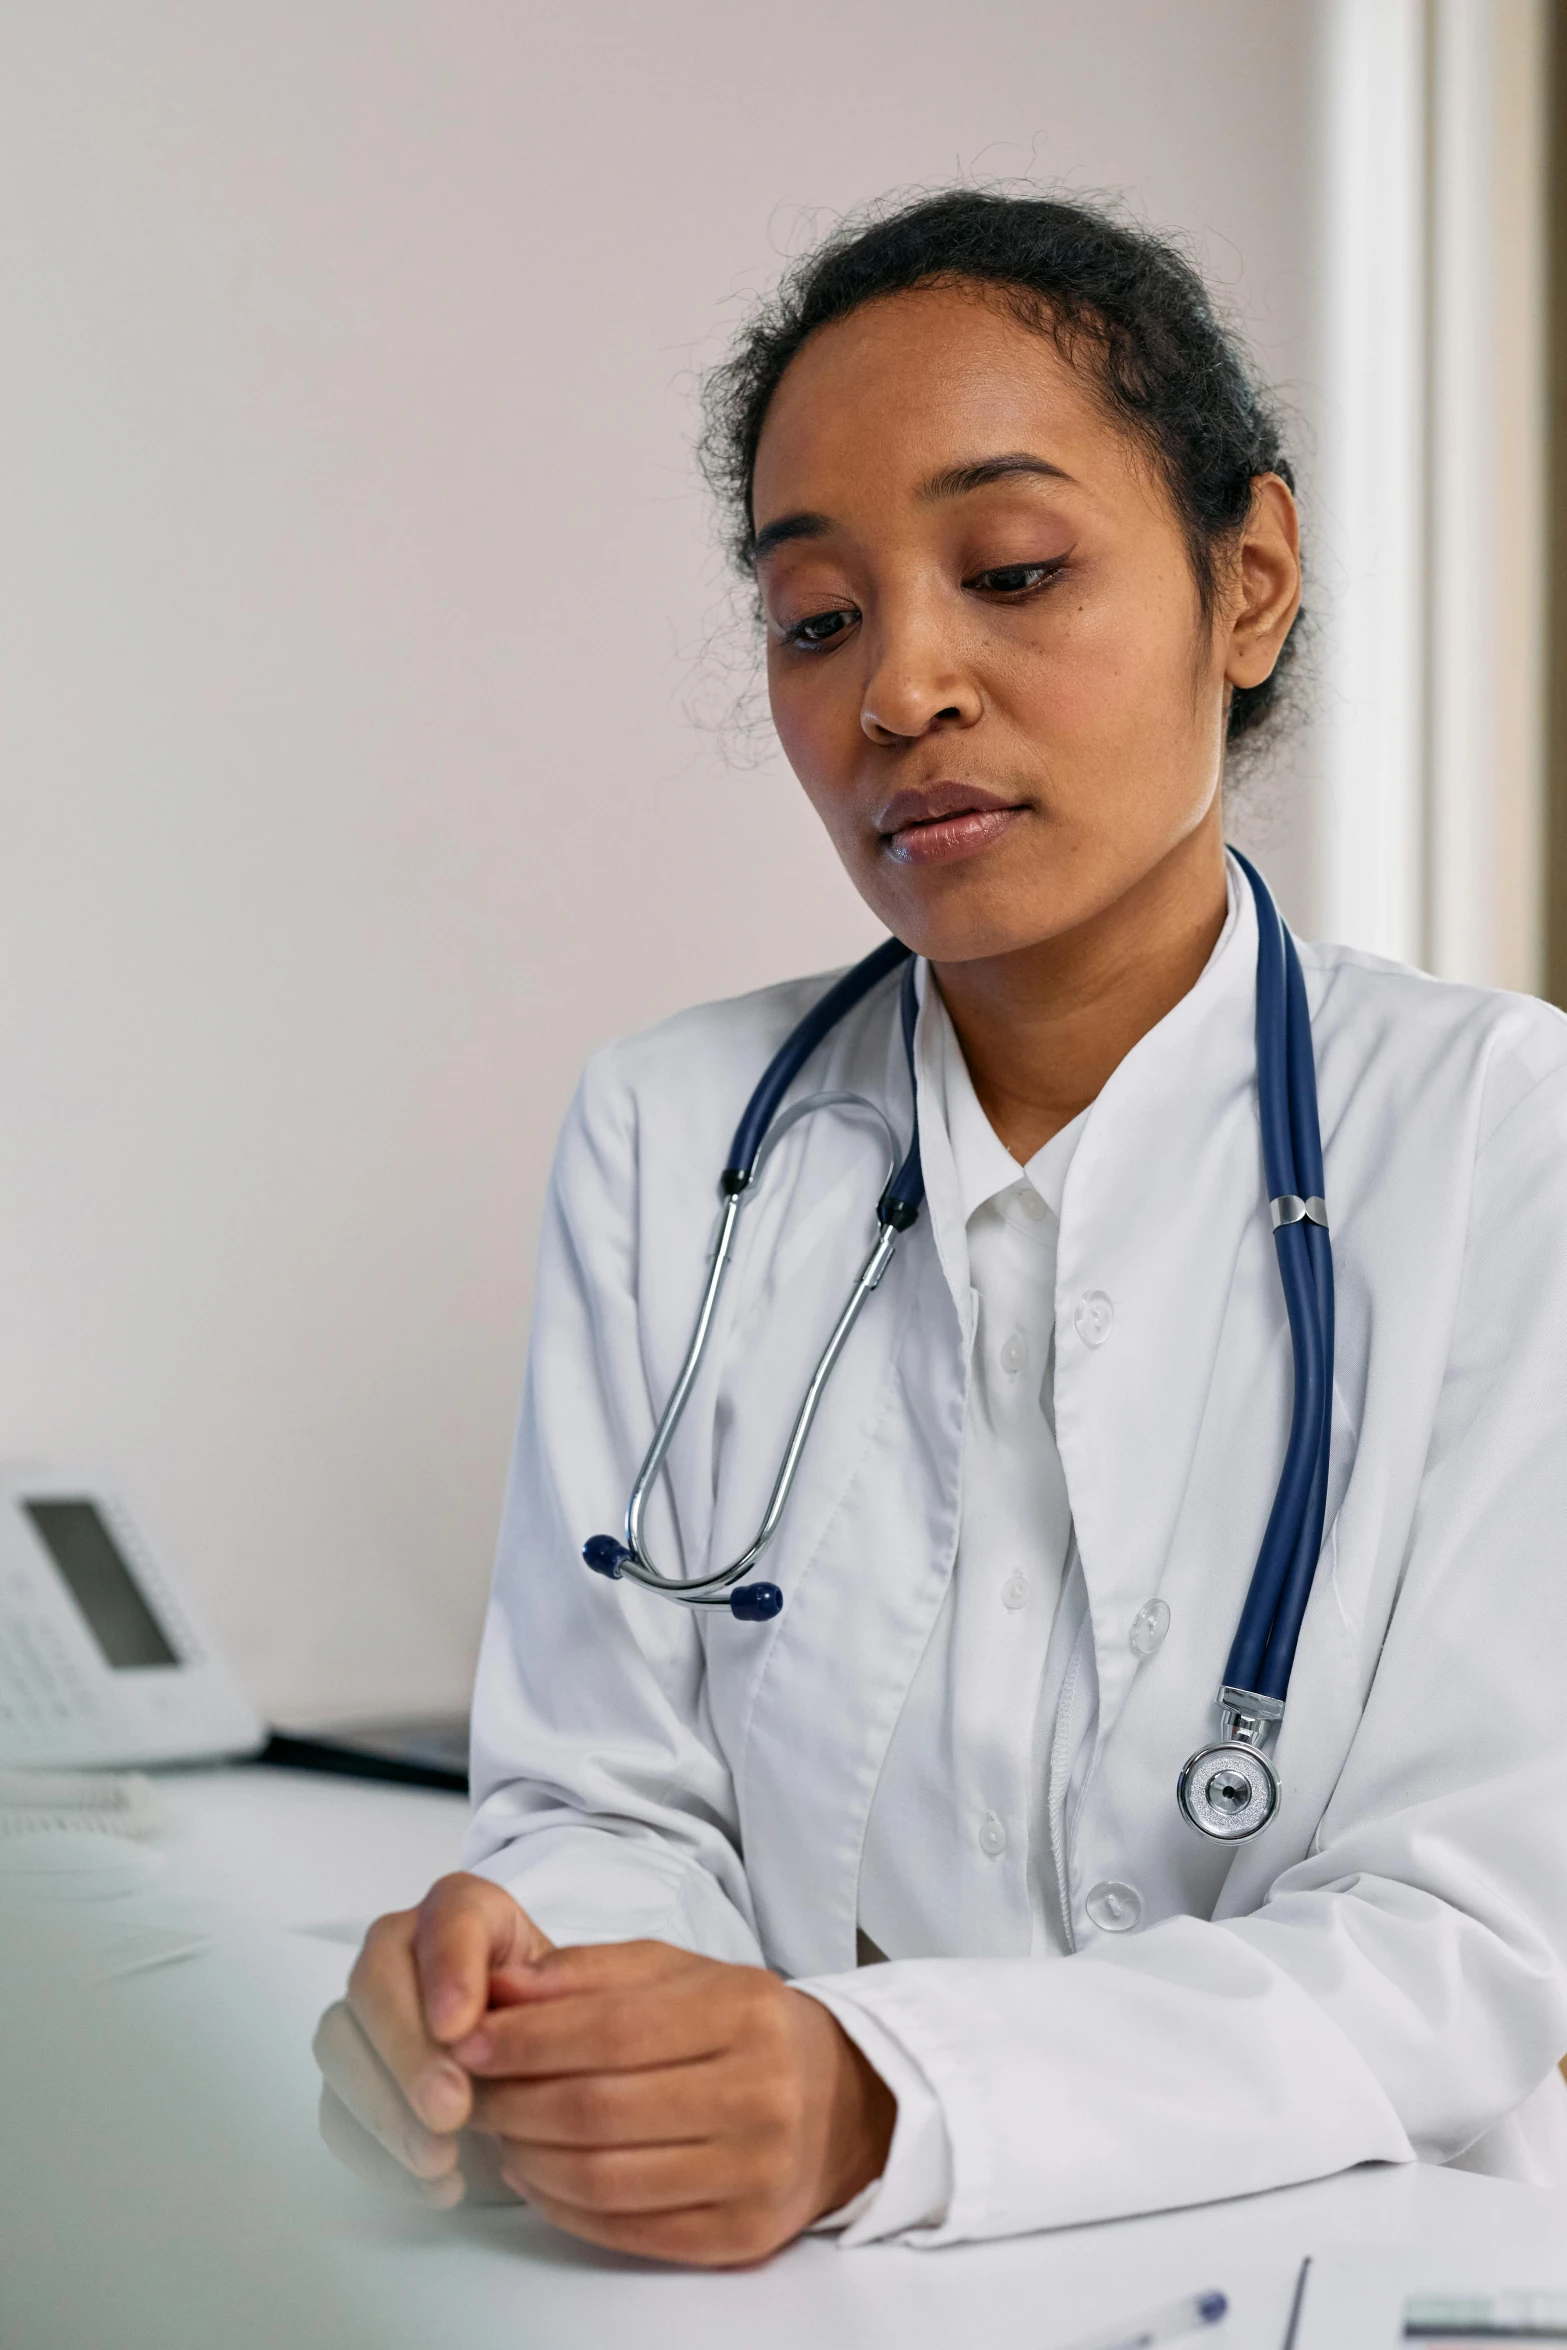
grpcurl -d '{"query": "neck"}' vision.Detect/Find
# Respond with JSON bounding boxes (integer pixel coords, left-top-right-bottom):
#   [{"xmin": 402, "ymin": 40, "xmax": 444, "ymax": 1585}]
[{"xmin": 931, "ymin": 824, "xmax": 1230, "ymax": 1163}]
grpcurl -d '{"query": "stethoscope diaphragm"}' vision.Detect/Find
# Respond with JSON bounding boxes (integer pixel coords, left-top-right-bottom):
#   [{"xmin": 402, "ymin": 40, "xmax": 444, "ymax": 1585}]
[{"xmin": 1176, "ymin": 1738, "xmax": 1280, "ymax": 1841}]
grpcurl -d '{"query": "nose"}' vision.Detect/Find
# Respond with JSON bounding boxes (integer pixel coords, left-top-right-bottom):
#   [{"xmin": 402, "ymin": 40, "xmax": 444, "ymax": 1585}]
[{"xmin": 860, "ymin": 606, "xmax": 982, "ymax": 745}]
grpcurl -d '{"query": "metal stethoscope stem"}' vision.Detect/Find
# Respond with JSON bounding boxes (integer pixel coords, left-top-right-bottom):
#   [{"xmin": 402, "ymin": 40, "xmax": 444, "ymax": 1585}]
[
  {"xmin": 594, "ymin": 1095, "xmax": 907, "ymax": 1614},
  {"xmin": 583, "ymin": 937, "xmax": 923, "ymax": 1620}
]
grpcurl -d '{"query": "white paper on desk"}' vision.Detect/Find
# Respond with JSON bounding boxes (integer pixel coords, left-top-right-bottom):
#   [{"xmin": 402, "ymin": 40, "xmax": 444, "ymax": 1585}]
[{"xmin": 1295, "ymin": 2246, "xmax": 1567, "ymax": 2350}]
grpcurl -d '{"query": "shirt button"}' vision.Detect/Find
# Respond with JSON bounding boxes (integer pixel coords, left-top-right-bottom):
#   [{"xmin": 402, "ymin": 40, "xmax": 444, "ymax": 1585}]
[
  {"xmin": 999, "ymin": 1331, "xmax": 1028, "ymax": 1375},
  {"xmin": 1001, "ymin": 1571, "xmax": 1030, "ymax": 1610},
  {"xmin": 1017, "ymin": 1187, "xmax": 1048, "ymax": 1222},
  {"xmin": 1074, "ymin": 1291, "xmax": 1114, "ymax": 1346},
  {"xmin": 1129, "ymin": 1598, "xmax": 1170, "ymax": 1656},
  {"xmin": 977, "ymin": 1812, "xmax": 1008, "ymax": 1858},
  {"xmin": 1085, "ymin": 1881, "xmax": 1142, "ymax": 1933}
]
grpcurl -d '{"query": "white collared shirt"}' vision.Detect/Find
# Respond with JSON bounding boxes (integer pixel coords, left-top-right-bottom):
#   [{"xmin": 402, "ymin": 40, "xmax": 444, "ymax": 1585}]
[
  {"xmin": 857, "ymin": 989, "xmax": 1086, "ymax": 1965},
  {"xmin": 838, "ymin": 992, "xmax": 1087, "ymax": 2236},
  {"xmin": 465, "ymin": 858, "xmax": 1567, "ymax": 2244}
]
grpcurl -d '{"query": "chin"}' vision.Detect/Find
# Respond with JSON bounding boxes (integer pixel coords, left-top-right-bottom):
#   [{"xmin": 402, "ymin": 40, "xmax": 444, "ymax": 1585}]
[
  {"xmin": 860, "ymin": 857, "xmax": 1078, "ymax": 966},
  {"xmin": 870, "ymin": 895, "xmax": 1063, "ymax": 967}
]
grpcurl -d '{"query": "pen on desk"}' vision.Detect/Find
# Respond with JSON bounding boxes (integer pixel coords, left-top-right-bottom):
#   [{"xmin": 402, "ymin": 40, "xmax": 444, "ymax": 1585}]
[
  {"xmin": 1059, "ymin": 2287, "xmax": 1228, "ymax": 2350},
  {"xmin": 1281, "ymin": 2257, "xmax": 1312, "ymax": 2350}
]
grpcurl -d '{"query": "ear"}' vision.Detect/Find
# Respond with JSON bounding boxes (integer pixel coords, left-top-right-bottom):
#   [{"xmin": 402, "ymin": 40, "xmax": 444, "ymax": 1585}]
[{"xmin": 1223, "ymin": 474, "xmax": 1301, "ymax": 691}]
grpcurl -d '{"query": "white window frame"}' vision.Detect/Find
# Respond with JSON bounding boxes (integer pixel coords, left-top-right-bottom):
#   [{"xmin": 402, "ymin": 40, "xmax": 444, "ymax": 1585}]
[{"xmin": 1319, "ymin": 0, "xmax": 1547, "ymax": 990}]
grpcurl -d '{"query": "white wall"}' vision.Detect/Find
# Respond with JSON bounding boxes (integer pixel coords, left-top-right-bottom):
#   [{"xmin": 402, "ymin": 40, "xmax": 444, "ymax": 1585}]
[{"xmin": 0, "ymin": 2, "xmax": 1326, "ymax": 1721}]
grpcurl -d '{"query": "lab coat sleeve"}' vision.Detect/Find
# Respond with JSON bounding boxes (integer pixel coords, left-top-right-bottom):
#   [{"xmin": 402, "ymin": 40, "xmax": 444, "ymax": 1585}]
[
  {"xmin": 794, "ymin": 1058, "xmax": 1567, "ymax": 2245},
  {"xmin": 459, "ymin": 1045, "xmax": 764, "ymax": 1967},
  {"xmin": 800, "ymin": 1990, "xmax": 953, "ymax": 2242}
]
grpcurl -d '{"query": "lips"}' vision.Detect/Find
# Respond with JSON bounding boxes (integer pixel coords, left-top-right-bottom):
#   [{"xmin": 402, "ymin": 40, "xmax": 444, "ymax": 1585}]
[{"xmin": 877, "ymin": 784, "xmax": 1026, "ymax": 869}]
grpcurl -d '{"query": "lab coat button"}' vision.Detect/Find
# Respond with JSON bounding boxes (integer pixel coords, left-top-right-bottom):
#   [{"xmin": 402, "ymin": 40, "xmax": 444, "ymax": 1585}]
[
  {"xmin": 1085, "ymin": 1880, "xmax": 1142, "ymax": 1933},
  {"xmin": 977, "ymin": 1812, "xmax": 1008, "ymax": 1857},
  {"xmin": 1000, "ymin": 1331, "xmax": 1028, "ymax": 1374},
  {"xmin": 1017, "ymin": 1186, "xmax": 1048, "ymax": 1222},
  {"xmin": 1130, "ymin": 1598, "xmax": 1170, "ymax": 1656},
  {"xmin": 1001, "ymin": 1571, "xmax": 1030, "ymax": 1610},
  {"xmin": 1074, "ymin": 1290, "xmax": 1114, "ymax": 1346}
]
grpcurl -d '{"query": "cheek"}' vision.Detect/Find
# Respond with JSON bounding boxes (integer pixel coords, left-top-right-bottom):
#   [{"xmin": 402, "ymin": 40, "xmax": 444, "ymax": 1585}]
[
  {"xmin": 1005, "ymin": 577, "xmax": 1205, "ymax": 756},
  {"xmin": 766, "ymin": 658, "xmax": 865, "ymax": 829}
]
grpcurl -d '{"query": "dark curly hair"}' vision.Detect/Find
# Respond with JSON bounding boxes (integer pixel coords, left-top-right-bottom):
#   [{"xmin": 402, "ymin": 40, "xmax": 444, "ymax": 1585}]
[{"xmin": 700, "ymin": 188, "xmax": 1301, "ymax": 751}]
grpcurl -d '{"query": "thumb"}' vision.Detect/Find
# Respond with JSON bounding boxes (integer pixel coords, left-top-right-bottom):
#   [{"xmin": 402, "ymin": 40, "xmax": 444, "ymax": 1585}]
[{"xmin": 413, "ymin": 1875, "xmax": 547, "ymax": 2045}]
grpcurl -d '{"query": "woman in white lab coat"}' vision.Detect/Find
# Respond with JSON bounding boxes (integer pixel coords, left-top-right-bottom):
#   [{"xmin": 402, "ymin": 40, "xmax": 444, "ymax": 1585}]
[{"xmin": 315, "ymin": 190, "xmax": 1567, "ymax": 2261}]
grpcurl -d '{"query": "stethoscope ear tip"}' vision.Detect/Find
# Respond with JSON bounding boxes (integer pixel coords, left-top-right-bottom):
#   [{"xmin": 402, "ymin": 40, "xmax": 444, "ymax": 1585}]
[
  {"xmin": 583, "ymin": 1535, "xmax": 632, "ymax": 1579},
  {"xmin": 729, "ymin": 1581, "xmax": 784, "ymax": 1622}
]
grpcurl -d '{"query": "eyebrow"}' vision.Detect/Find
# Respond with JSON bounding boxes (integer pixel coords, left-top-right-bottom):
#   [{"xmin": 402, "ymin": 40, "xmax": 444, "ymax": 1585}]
[
  {"xmin": 920, "ymin": 451, "xmax": 1072, "ymax": 499},
  {"xmin": 750, "ymin": 451, "xmax": 1072, "ymax": 565},
  {"xmin": 751, "ymin": 510, "xmax": 830, "ymax": 562}
]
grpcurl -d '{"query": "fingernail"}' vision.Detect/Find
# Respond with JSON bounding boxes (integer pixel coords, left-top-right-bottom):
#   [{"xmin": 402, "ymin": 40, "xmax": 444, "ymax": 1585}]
[
  {"xmin": 452, "ymin": 2029, "xmax": 492, "ymax": 2067},
  {"xmin": 416, "ymin": 2060, "xmax": 468, "ymax": 2128}
]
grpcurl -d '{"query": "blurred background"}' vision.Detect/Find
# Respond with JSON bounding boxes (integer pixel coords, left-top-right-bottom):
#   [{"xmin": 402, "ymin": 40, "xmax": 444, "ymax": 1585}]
[{"xmin": 0, "ymin": 1, "xmax": 1552, "ymax": 1725}]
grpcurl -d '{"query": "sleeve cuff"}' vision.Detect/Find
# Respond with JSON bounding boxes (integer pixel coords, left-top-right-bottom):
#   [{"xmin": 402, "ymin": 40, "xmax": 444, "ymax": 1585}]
[
  {"xmin": 462, "ymin": 1825, "xmax": 764, "ymax": 1965},
  {"xmin": 793, "ymin": 1980, "xmax": 954, "ymax": 2243}
]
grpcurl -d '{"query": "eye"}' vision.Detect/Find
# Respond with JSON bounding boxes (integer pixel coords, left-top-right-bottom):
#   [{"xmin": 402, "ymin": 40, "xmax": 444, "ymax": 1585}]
[
  {"xmin": 967, "ymin": 558, "xmax": 1068, "ymax": 597},
  {"xmin": 781, "ymin": 605, "xmax": 858, "ymax": 651}
]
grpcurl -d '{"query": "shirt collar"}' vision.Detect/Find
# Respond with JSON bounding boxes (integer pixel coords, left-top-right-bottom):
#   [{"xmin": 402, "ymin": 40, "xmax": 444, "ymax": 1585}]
[
  {"xmin": 925, "ymin": 986, "xmax": 1082, "ymax": 1225},
  {"xmin": 920, "ymin": 858, "xmax": 1243, "ymax": 1230}
]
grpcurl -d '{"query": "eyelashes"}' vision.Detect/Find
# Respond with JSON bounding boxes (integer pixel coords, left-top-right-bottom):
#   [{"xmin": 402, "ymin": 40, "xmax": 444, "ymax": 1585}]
[
  {"xmin": 776, "ymin": 554, "xmax": 1069, "ymax": 653},
  {"xmin": 783, "ymin": 608, "xmax": 856, "ymax": 650},
  {"xmin": 966, "ymin": 556, "xmax": 1069, "ymax": 595}
]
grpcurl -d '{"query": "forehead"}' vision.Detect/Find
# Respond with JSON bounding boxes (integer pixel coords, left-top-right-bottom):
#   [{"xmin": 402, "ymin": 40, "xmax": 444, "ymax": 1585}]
[{"xmin": 750, "ymin": 282, "xmax": 1137, "ymax": 519}]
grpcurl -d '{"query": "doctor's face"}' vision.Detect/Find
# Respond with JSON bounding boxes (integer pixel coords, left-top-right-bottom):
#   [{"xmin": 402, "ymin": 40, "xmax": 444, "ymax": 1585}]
[{"xmin": 750, "ymin": 283, "xmax": 1298, "ymax": 965}]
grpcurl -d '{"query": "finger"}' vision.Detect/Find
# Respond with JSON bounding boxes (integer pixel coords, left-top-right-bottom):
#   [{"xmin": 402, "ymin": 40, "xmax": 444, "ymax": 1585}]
[
  {"xmin": 455, "ymin": 2129, "xmax": 529, "ymax": 2208},
  {"xmin": 486, "ymin": 1940, "xmax": 685, "ymax": 2005},
  {"xmin": 524, "ymin": 2189, "xmax": 791, "ymax": 2270},
  {"xmin": 497, "ymin": 2136, "xmax": 759, "ymax": 2218},
  {"xmin": 454, "ymin": 1968, "xmax": 744, "ymax": 2080},
  {"xmin": 414, "ymin": 1874, "xmax": 553, "ymax": 2045},
  {"xmin": 469, "ymin": 2056, "xmax": 720, "ymax": 2146},
  {"xmin": 313, "ymin": 2000, "xmax": 463, "ymax": 2179},
  {"xmin": 318, "ymin": 2083, "xmax": 465, "ymax": 2210},
  {"xmin": 347, "ymin": 1909, "xmax": 473, "ymax": 2133}
]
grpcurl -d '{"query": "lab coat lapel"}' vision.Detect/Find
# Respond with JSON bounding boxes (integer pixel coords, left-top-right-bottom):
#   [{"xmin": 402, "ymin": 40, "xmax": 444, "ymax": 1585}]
[
  {"xmin": 724, "ymin": 983, "xmax": 971, "ymax": 1979},
  {"xmin": 1052, "ymin": 870, "xmax": 1264, "ymax": 1752}
]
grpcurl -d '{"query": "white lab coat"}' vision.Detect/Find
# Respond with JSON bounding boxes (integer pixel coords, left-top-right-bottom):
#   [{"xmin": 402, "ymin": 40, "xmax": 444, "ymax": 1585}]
[{"xmin": 464, "ymin": 863, "xmax": 1567, "ymax": 2242}]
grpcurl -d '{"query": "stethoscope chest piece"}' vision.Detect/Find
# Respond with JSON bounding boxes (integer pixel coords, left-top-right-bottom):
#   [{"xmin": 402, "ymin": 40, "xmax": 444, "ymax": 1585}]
[
  {"xmin": 1178, "ymin": 1683, "xmax": 1285, "ymax": 1841},
  {"xmin": 1177, "ymin": 1737, "xmax": 1280, "ymax": 1842}
]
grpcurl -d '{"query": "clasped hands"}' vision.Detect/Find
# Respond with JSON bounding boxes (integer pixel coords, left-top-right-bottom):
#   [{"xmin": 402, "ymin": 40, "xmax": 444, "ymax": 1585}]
[{"xmin": 313, "ymin": 1873, "xmax": 895, "ymax": 2267}]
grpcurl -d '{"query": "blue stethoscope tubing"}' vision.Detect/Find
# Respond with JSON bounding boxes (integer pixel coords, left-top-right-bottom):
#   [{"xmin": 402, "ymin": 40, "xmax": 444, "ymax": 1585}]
[
  {"xmin": 1225, "ymin": 850, "xmax": 1334, "ymax": 1709},
  {"xmin": 584, "ymin": 855, "xmax": 1334, "ymax": 1840}
]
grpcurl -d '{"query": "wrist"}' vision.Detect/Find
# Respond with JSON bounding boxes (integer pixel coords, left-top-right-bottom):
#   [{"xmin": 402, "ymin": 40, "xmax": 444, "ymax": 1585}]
[{"xmin": 795, "ymin": 1994, "xmax": 897, "ymax": 2217}]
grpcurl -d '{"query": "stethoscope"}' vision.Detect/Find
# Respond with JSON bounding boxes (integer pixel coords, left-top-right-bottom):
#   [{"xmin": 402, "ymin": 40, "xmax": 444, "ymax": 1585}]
[{"xmin": 584, "ymin": 855, "xmax": 1333, "ymax": 1844}]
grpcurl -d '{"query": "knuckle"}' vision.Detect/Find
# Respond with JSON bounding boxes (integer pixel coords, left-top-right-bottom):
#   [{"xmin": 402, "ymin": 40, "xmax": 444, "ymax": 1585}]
[
  {"xmin": 740, "ymin": 1973, "xmax": 790, "ymax": 2041},
  {"xmin": 421, "ymin": 1871, "xmax": 480, "ymax": 1919},
  {"xmin": 365, "ymin": 1906, "xmax": 414, "ymax": 1954},
  {"xmin": 349, "ymin": 1909, "xmax": 412, "ymax": 1995},
  {"xmin": 741, "ymin": 2060, "xmax": 805, "ymax": 2143}
]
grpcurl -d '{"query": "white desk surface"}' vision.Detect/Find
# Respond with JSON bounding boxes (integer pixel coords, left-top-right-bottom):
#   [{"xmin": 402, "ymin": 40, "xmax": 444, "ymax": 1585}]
[{"xmin": 120, "ymin": 1765, "xmax": 1567, "ymax": 2348}]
